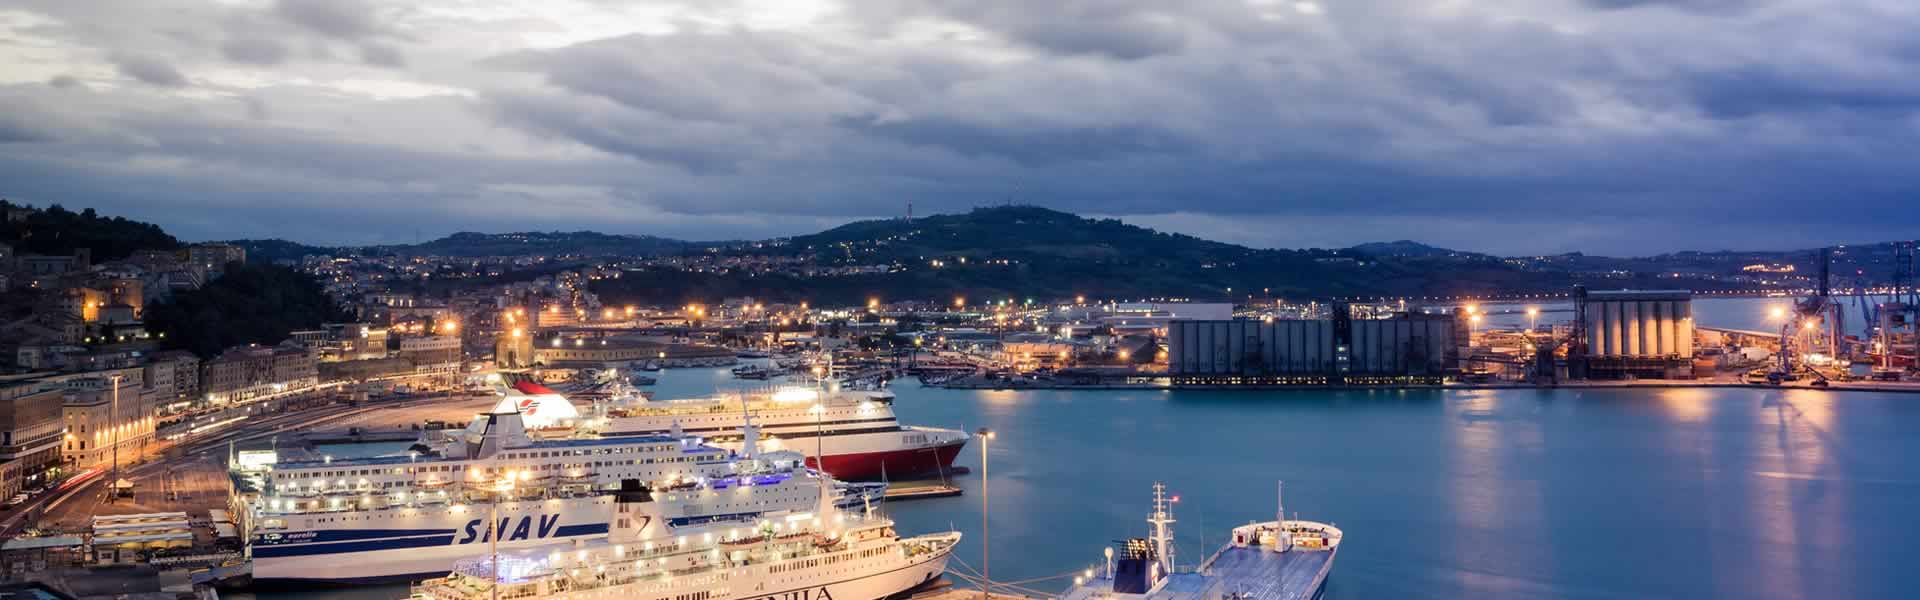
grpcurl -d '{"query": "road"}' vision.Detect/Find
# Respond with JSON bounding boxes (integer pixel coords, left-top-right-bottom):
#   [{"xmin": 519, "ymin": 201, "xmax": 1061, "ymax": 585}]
[{"xmin": 0, "ymin": 396, "xmax": 449, "ymax": 538}]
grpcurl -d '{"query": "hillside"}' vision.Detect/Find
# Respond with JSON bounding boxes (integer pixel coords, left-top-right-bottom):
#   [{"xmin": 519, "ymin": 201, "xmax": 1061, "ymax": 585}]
[
  {"xmin": 0, "ymin": 200, "xmax": 180, "ymax": 261},
  {"xmin": 224, "ymin": 231, "xmax": 698, "ymax": 260},
  {"xmin": 1348, "ymin": 240, "xmax": 1478, "ymax": 258},
  {"xmin": 596, "ymin": 206, "xmax": 1696, "ymax": 303}
]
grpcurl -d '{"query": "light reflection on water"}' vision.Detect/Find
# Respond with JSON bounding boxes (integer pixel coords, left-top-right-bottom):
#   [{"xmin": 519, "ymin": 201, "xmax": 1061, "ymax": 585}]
[{"xmin": 243, "ymin": 376, "xmax": 1920, "ymax": 600}]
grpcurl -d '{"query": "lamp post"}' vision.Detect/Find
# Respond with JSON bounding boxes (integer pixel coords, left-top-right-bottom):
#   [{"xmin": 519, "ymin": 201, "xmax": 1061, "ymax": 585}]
[
  {"xmin": 976, "ymin": 427, "xmax": 995, "ymax": 600},
  {"xmin": 1526, "ymin": 307, "xmax": 1539, "ymax": 335},
  {"xmin": 109, "ymin": 374, "xmax": 122, "ymax": 496}
]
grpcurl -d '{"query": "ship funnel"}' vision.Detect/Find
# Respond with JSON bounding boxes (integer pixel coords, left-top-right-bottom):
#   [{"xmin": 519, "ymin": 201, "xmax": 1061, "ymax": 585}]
[{"xmin": 609, "ymin": 479, "xmax": 669, "ymax": 544}]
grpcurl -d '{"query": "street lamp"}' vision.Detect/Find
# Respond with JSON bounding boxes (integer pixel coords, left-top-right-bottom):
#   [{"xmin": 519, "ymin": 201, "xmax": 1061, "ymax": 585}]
[
  {"xmin": 1525, "ymin": 307, "xmax": 1539, "ymax": 334},
  {"xmin": 976, "ymin": 427, "xmax": 995, "ymax": 600},
  {"xmin": 109, "ymin": 374, "xmax": 123, "ymax": 494}
]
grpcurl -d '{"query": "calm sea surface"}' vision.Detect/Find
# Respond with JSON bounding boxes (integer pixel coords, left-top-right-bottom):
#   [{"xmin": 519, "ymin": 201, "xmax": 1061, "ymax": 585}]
[{"xmin": 245, "ymin": 297, "xmax": 1920, "ymax": 599}]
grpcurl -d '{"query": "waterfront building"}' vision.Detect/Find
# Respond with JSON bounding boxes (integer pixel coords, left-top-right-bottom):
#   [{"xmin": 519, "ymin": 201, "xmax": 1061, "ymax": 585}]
[
  {"xmin": 0, "ymin": 385, "xmax": 64, "ymax": 497},
  {"xmin": 61, "ymin": 385, "xmax": 155, "ymax": 470},
  {"xmin": 1167, "ymin": 311, "xmax": 1464, "ymax": 386},
  {"xmin": 146, "ymin": 350, "xmax": 200, "ymax": 410},
  {"xmin": 201, "ymin": 342, "xmax": 319, "ymax": 405},
  {"xmin": 399, "ymin": 335, "xmax": 463, "ymax": 376},
  {"xmin": 1574, "ymin": 289, "xmax": 1696, "ymax": 380}
]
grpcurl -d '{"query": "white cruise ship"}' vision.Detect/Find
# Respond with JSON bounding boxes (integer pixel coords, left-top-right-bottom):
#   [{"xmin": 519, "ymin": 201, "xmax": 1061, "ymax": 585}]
[
  {"xmin": 588, "ymin": 382, "xmax": 969, "ymax": 481},
  {"xmin": 248, "ymin": 398, "xmax": 876, "ymax": 585},
  {"xmin": 409, "ymin": 480, "xmax": 958, "ymax": 600}
]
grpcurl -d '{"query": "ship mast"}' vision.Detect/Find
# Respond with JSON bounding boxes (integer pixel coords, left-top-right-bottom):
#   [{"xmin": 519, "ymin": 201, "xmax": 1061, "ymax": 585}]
[{"xmin": 1149, "ymin": 483, "xmax": 1176, "ymax": 575}]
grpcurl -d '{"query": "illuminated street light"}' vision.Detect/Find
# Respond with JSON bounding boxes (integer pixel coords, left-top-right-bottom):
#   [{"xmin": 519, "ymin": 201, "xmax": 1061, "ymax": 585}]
[
  {"xmin": 1526, "ymin": 307, "xmax": 1539, "ymax": 333},
  {"xmin": 977, "ymin": 428, "xmax": 995, "ymax": 600}
]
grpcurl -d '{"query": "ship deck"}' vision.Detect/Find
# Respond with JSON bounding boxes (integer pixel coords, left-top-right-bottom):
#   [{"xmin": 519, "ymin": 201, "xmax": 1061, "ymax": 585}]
[{"xmin": 1059, "ymin": 545, "xmax": 1335, "ymax": 600}]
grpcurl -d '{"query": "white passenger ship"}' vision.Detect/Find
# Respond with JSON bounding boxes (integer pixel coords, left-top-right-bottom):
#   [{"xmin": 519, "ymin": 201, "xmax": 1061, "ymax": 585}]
[
  {"xmin": 409, "ymin": 481, "xmax": 958, "ymax": 600},
  {"xmin": 590, "ymin": 383, "xmax": 969, "ymax": 481},
  {"xmin": 248, "ymin": 398, "xmax": 875, "ymax": 584}
]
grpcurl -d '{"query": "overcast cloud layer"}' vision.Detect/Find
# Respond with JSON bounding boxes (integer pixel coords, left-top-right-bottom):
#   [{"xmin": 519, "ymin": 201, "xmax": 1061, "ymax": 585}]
[{"xmin": 2, "ymin": 0, "xmax": 1917, "ymax": 255}]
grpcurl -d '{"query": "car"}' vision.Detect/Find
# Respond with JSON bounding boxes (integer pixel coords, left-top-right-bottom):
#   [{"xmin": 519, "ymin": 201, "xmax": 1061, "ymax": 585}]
[
  {"xmin": 23, "ymin": 487, "xmax": 45, "ymax": 496},
  {"xmin": 5, "ymin": 494, "xmax": 27, "ymax": 507}
]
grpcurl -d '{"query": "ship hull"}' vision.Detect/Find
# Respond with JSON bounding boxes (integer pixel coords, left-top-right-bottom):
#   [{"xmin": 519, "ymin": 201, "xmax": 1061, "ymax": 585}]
[
  {"xmin": 805, "ymin": 438, "xmax": 967, "ymax": 481},
  {"xmin": 711, "ymin": 429, "xmax": 968, "ymax": 481}
]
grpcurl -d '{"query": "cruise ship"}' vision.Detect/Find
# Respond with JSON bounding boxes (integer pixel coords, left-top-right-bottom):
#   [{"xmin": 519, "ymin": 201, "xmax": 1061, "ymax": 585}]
[
  {"xmin": 409, "ymin": 480, "xmax": 958, "ymax": 600},
  {"xmin": 589, "ymin": 383, "xmax": 969, "ymax": 481},
  {"xmin": 1059, "ymin": 483, "xmax": 1342, "ymax": 600},
  {"xmin": 247, "ymin": 397, "xmax": 877, "ymax": 584}
]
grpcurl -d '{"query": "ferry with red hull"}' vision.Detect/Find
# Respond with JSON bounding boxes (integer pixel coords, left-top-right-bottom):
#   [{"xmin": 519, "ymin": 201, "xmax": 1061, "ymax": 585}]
[{"xmin": 590, "ymin": 386, "xmax": 969, "ymax": 481}]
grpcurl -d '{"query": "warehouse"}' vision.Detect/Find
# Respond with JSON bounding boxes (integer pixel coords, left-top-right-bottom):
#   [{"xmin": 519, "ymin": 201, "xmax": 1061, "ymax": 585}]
[{"xmin": 1168, "ymin": 311, "xmax": 1464, "ymax": 386}]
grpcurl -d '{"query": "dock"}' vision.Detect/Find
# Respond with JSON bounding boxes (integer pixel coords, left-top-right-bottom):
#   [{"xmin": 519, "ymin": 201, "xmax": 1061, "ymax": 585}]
[
  {"xmin": 908, "ymin": 579, "xmax": 1031, "ymax": 600},
  {"xmin": 884, "ymin": 483, "xmax": 963, "ymax": 500}
]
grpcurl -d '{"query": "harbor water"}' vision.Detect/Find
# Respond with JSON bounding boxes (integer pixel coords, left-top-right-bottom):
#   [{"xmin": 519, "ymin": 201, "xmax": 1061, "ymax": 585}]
[
  {"xmin": 244, "ymin": 297, "xmax": 1920, "ymax": 599},
  {"xmin": 250, "ymin": 383, "xmax": 1920, "ymax": 600}
]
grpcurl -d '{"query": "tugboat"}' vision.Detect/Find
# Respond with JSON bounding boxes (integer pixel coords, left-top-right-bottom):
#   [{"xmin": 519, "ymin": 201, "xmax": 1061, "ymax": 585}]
[{"xmin": 1060, "ymin": 482, "xmax": 1342, "ymax": 600}]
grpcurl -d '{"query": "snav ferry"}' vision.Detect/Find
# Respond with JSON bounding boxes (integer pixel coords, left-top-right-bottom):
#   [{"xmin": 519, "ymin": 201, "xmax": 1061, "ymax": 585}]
[
  {"xmin": 248, "ymin": 398, "xmax": 876, "ymax": 585},
  {"xmin": 586, "ymin": 382, "xmax": 969, "ymax": 481},
  {"xmin": 409, "ymin": 480, "xmax": 959, "ymax": 600},
  {"xmin": 1060, "ymin": 482, "xmax": 1342, "ymax": 600}
]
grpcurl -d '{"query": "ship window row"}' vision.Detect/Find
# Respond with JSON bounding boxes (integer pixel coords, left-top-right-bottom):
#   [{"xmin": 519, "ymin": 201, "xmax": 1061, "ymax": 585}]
[
  {"xmin": 274, "ymin": 457, "xmax": 700, "ymax": 481},
  {"xmin": 499, "ymin": 446, "xmax": 677, "ymax": 460},
  {"xmin": 673, "ymin": 592, "xmax": 710, "ymax": 600}
]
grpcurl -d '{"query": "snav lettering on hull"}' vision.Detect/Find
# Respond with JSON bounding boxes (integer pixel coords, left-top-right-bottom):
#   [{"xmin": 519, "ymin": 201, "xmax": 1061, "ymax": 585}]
[
  {"xmin": 747, "ymin": 587, "xmax": 833, "ymax": 600},
  {"xmin": 454, "ymin": 514, "xmax": 562, "ymax": 544}
]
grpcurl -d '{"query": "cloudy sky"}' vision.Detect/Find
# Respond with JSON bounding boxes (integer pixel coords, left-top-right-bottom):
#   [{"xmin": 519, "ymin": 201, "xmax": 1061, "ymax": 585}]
[{"xmin": 3, "ymin": 0, "xmax": 1917, "ymax": 255}]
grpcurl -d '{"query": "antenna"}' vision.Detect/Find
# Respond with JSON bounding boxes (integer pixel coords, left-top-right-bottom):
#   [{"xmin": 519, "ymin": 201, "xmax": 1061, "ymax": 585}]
[{"xmin": 1149, "ymin": 483, "xmax": 1176, "ymax": 575}]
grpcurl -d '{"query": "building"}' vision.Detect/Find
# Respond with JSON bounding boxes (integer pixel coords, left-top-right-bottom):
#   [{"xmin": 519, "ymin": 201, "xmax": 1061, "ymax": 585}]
[
  {"xmin": 186, "ymin": 243, "xmax": 246, "ymax": 274},
  {"xmin": 202, "ymin": 342, "xmax": 317, "ymax": 405},
  {"xmin": 146, "ymin": 351, "xmax": 200, "ymax": 410},
  {"xmin": 495, "ymin": 330, "xmax": 536, "ymax": 368},
  {"xmin": 1167, "ymin": 311, "xmax": 1464, "ymax": 385},
  {"xmin": 530, "ymin": 338, "xmax": 666, "ymax": 367},
  {"xmin": 0, "ymin": 385, "xmax": 64, "ymax": 498},
  {"xmin": 17, "ymin": 249, "xmax": 90, "ymax": 276},
  {"xmin": 61, "ymin": 384, "xmax": 155, "ymax": 471},
  {"xmin": 398, "ymin": 335, "xmax": 462, "ymax": 375},
  {"xmin": 1574, "ymin": 289, "xmax": 1695, "ymax": 380}
]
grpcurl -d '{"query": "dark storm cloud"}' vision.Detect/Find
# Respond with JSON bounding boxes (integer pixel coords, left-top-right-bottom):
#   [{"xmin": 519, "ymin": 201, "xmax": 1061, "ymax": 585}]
[
  {"xmin": 109, "ymin": 53, "xmax": 189, "ymax": 87},
  {"xmin": 6, "ymin": 0, "xmax": 1920, "ymax": 254},
  {"xmin": 842, "ymin": 115, "xmax": 1189, "ymax": 166},
  {"xmin": 221, "ymin": 38, "xmax": 292, "ymax": 66}
]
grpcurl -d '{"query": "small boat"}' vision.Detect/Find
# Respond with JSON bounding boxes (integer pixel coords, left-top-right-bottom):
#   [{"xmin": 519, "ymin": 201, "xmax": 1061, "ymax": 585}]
[{"xmin": 629, "ymin": 374, "xmax": 657, "ymax": 386}]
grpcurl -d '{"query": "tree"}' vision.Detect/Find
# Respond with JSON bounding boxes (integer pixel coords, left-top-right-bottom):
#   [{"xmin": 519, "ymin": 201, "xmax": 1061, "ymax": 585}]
[{"xmin": 146, "ymin": 264, "xmax": 346, "ymax": 357}]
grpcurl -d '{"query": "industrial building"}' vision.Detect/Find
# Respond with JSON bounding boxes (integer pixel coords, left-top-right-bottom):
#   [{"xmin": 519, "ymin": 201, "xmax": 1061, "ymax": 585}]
[
  {"xmin": 1168, "ymin": 311, "xmax": 1464, "ymax": 386},
  {"xmin": 1573, "ymin": 288, "xmax": 1696, "ymax": 379}
]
